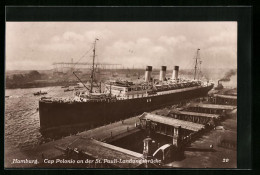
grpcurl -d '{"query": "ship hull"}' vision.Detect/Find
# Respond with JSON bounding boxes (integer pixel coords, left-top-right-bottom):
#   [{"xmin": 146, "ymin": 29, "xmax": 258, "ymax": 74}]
[{"xmin": 39, "ymin": 84, "xmax": 213, "ymax": 133}]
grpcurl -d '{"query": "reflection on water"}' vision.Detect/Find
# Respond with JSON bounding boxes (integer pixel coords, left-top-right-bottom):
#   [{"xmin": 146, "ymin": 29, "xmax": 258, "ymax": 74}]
[{"xmin": 5, "ymin": 86, "xmax": 74, "ymax": 153}]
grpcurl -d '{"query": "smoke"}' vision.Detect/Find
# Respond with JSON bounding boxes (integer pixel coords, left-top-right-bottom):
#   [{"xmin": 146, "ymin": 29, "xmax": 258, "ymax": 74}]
[
  {"xmin": 218, "ymin": 69, "xmax": 237, "ymax": 88},
  {"xmin": 219, "ymin": 69, "xmax": 237, "ymax": 82}
]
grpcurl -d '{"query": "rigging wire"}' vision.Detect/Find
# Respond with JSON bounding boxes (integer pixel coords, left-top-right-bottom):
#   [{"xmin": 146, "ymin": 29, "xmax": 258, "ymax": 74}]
[
  {"xmin": 44, "ymin": 45, "xmax": 94, "ymax": 94},
  {"xmin": 180, "ymin": 56, "xmax": 194, "ymax": 79},
  {"xmin": 20, "ymin": 45, "xmax": 95, "ymax": 120}
]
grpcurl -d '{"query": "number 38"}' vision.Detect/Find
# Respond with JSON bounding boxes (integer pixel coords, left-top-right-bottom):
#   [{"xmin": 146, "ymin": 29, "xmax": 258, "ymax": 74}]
[{"xmin": 222, "ymin": 158, "xmax": 229, "ymax": 162}]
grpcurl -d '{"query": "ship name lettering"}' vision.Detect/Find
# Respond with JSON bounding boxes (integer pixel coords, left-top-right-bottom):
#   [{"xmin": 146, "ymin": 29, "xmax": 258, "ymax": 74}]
[
  {"xmin": 55, "ymin": 159, "xmax": 75, "ymax": 164},
  {"xmin": 44, "ymin": 159, "xmax": 55, "ymax": 164}
]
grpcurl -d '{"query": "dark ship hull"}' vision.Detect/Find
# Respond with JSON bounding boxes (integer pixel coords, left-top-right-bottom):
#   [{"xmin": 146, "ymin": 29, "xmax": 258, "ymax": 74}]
[{"xmin": 39, "ymin": 84, "xmax": 214, "ymax": 133}]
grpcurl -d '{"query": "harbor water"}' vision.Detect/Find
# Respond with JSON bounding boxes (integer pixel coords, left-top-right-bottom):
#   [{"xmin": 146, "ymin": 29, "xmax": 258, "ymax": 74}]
[{"xmin": 5, "ymin": 86, "xmax": 74, "ymax": 153}]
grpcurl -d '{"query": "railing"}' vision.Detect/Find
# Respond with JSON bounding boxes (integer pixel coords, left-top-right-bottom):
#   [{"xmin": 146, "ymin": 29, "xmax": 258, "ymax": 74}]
[{"xmin": 40, "ymin": 84, "xmax": 209, "ymax": 103}]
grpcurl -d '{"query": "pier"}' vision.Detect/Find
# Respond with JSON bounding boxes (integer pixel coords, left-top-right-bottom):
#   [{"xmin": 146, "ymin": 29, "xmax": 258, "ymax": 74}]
[
  {"xmin": 5, "ymin": 100, "xmax": 237, "ymax": 169},
  {"xmin": 167, "ymin": 110, "xmax": 220, "ymax": 125},
  {"xmin": 139, "ymin": 112, "xmax": 205, "ymax": 148},
  {"xmin": 5, "ymin": 116, "xmax": 141, "ymax": 168},
  {"xmin": 208, "ymin": 94, "xmax": 237, "ymax": 106},
  {"xmin": 185, "ymin": 103, "xmax": 236, "ymax": 115}
]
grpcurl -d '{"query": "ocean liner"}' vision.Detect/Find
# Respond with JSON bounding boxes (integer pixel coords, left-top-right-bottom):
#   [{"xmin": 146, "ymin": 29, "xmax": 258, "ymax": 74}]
[{"xmin": 39, "ymin": 39, "xmax": 214, "ymax": 132}]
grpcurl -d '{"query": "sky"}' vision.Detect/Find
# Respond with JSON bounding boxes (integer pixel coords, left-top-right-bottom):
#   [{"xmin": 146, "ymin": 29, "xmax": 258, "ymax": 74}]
[{"xmin": 6, "ymin": 22, "xmax": 237, "ymax": 70}]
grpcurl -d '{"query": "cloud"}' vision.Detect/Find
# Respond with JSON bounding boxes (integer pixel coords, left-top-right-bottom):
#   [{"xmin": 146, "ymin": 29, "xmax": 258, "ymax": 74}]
[
  {"xmin": 63, "ymin": 31, "xmax": 84, "ymax": 41},
  {"xmin": 84, "ymin": 30, "xmax": 113, "ymax": 41},
  {"xmin": 159, "ymin": 36, "xmax": 186, "ymax": 46},
  {"xmin": 136, "ymin": 38, "xmax": 152, "ymax": 45},
  {"xmin": 51, "ymin": 36, "xmax": 61, "ymax": 42},
  {"xmin": 43, "ymin": 29, "xmax": 114, "ymax": 52},
  {"xmin": 101, "ymin": 37, "xmax": 172, "ymax": 68},
  {"xmin": 42, "ymin": 42, "xmax": 75, "ymax": 51},
  {"xmin": 201, "ymin": 45, "xmax": 237, "ymax": 69},
  {"xmin": 208, "ymin": 32, "xmax": 237, "ymax": 45},
  {"xmin": 150, "ymin": 46, "xmax": 167, "ymax": 55},
  {"xmin": 6, "ymin": 22, "xmax": 237, "ymax": 70}
]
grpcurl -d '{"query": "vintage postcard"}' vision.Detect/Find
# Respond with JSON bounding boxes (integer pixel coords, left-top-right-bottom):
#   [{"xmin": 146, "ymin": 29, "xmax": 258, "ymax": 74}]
[{"xmin": 5, "ymin": 21, "xmax": 238, "ymax": 168}]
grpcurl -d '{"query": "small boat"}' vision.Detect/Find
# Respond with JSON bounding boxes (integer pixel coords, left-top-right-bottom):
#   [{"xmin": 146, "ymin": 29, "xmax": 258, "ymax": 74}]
[
  {"xmin": 34, "ymin": 91, "xmax": 48, "ymax": 96},
  {"xmin": 41, "ymin": 97, "xmax": 52, "ymax": 100},
  {"xmin": 112, "ymin": 72, "xmax": 118, "ymax": 77},
  {"xmin": 74, "ymin": 86, "xmax": 84, "ymax": 89},
  {"xmin": 64, "ymin": 88, "xmax": 74, "ymax": 92},
  {"xmin": 61, "ymin": 86, "xmax": 69, "ymax": 88}
]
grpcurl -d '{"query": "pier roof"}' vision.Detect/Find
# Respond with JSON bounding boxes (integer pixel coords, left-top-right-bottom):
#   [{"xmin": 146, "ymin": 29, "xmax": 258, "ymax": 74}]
[
  {"xmin": 169, "ymin": 110, "xmax": 220, "ymax": 118},
  {"xmin": 61, "ymin": 138, "xmax": 143, "ymax": 168},
  {"xmin": 140, "ymin": 113, "xmax": 205, "ymax": 132},
  {"xmin": 188, "ymin": 103, "xmax": 236, "ymax": 110},
  {"xmin": 214, "ymin": 94, "xmax": 237, "ymax": 100}
]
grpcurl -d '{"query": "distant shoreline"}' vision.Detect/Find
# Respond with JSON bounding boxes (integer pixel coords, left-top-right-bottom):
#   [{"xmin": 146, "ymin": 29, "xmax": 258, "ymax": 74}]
[{"xmin": 5, "ymin": 81, "xmax": 79, "ymax": 90}]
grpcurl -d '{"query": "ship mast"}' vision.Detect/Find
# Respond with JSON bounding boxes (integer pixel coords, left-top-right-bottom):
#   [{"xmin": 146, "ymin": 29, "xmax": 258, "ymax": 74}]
[
  {"xmin": 194, "ymin": 48, "xmax": 200, "ymax": 80},
  {"xmin": 90, "ymin": 38, "xmax": 99, "ymax": 93}
]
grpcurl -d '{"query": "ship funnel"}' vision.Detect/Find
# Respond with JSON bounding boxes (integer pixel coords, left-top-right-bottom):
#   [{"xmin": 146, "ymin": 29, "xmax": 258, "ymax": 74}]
[
  {"xmin": 172, "ymin": 66, "xmax": 179, "ymax": 80},
  {"xmin": 159, "ymin": 66, "xmax": 167, "ymax": 81},
  {"xmin": 145, "ymin": 66, "xmax": 152, "ymax": 82}
]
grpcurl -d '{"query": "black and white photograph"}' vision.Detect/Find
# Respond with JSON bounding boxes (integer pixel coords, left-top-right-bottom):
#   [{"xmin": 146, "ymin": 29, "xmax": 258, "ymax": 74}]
[{"xmin": 5, "ymin": 21, "xmax": 238, "ymax": 168}]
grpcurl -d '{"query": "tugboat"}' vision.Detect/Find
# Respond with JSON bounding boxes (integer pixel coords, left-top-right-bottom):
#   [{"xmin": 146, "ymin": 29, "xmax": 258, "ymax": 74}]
[
  {"xmin": 214, "ymin": 80, "xmax": 224, "ymax": 90},
  {"xmin": 38, "ymin": 39, "xmax": 214, "ymax": 132}
]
